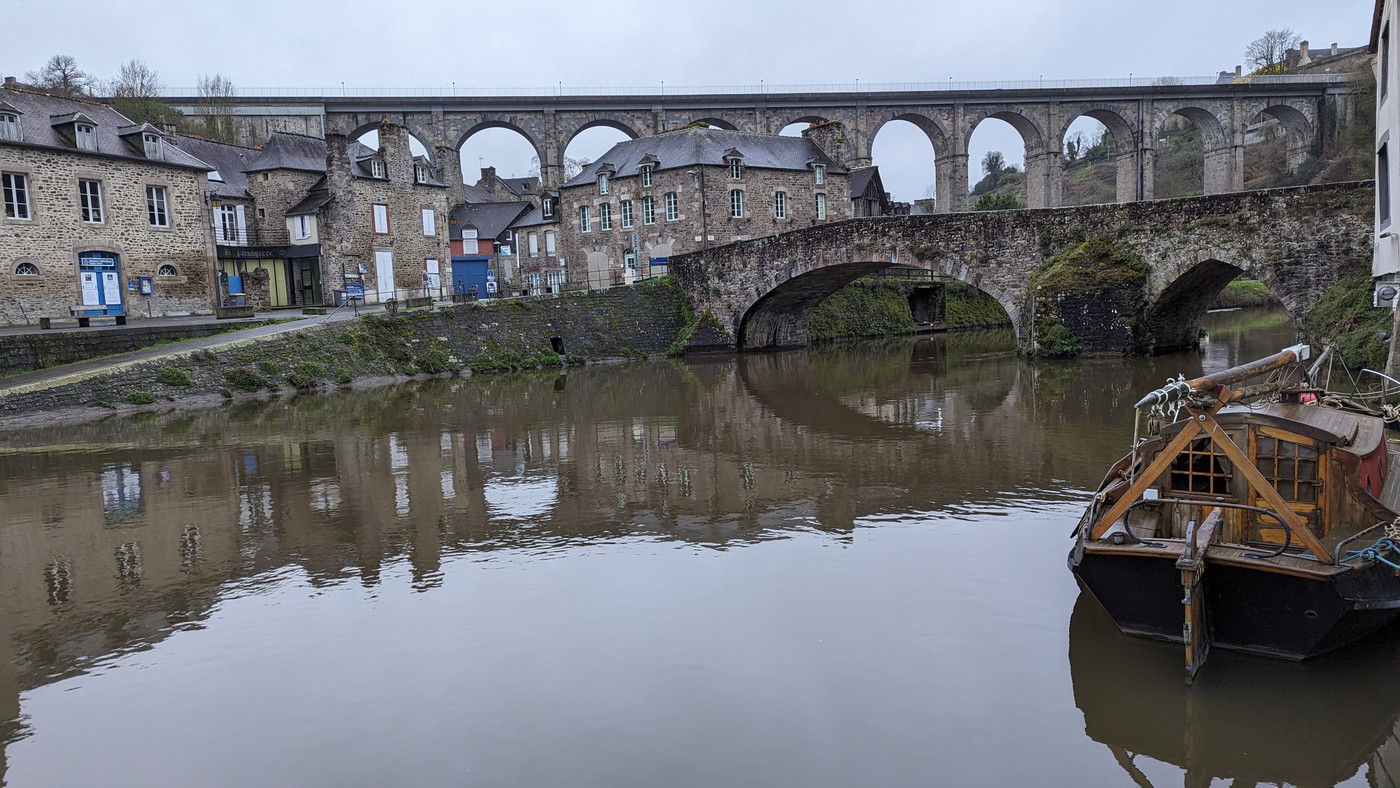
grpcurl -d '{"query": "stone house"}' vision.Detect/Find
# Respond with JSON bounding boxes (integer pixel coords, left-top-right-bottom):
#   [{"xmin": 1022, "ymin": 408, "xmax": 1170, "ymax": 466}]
[
  {"xmin": 1374, "ymin": 0, "xmax": 1400, "ymax": 296},
  {"xmin": 476, "ymin": 166, "xmax": 541, "ymax": 202},
  {"xmin": 0, "ymin": 86, "xmax": 217, "ymax": 325},
  {"xmin": 849, "ymin": 166, "xmax": 894, "ymax": 217},
  {"xmin": 448, "ymin": 200, "xmax": 534, "ymax": 298},
  {"xmin": 508, "ymin": 192, "xmax": 564, "ymax": 296},
  {"xmin": 557, "ymin": 126, "xmax": 849, "ymax": 289},
  {"xmin": 319, "ymin": 120, "xmax": 453, "ymax": 303}
]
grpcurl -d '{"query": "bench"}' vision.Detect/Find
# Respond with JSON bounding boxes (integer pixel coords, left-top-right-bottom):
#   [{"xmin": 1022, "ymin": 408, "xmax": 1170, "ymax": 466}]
[{"xmin": 40, "ymin": 306, "xmax": 127, "ymax": 329}]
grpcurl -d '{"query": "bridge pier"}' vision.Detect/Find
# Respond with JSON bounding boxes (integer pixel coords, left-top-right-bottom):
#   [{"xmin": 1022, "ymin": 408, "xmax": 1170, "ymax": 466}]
[{"xmin": 936, "ymin": 153, "xmax": 969, "ymax": 213}]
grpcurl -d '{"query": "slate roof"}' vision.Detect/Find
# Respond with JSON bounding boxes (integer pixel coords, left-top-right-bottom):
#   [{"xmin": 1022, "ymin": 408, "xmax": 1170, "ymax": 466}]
[
  {"xmin": 450, "ymin": 201, "xmax": 534, "ymax": 241},
  {"xmin": 563, "ymin": 127, "xmax": 845, "ymax": 188},
  {"xmin": 849, "ymin": 167, "xmax": 881, "ymax": 200},
  {"xmin": 170, "ymin": 135, "xmax": 259, "ymax": 199},
  {"xmin": 460, "ymin": 182, "xmax": 496, "ymax": 203},
  {"xmin": 499, "ymin": 176, "xmax": 540, "ymax": 196},
  {"xmin": 286, "ymin": 177, "xmax": 331, "ymax": 216},
  {"xmin": 244, "ymin": 132, "xmax": 327, "ymax": 173},
  {"xmin": 0, "ymin": 87, "xmax": 211, "ymax": 171},
  {"xmin": 510, "ymin": 204, "xmax": 559, "ymax": 229}
]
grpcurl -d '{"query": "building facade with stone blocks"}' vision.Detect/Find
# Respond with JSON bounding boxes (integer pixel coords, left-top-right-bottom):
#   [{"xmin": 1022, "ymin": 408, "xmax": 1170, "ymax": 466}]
[
  {"xmin": 510, "ymin": 193, "xmax": 565, "ymax": 296},
  {"xmin": 319, "ymin": 120, "xmax": 452, "ymax": 303},
  {"xmin": 0, "ymin": 87, "xmax": 218, "ymax": 325},
  {"xmin": 557, "ymin": 126, "xmax": 849, "ymax": 290},
  {"xmin": 1374, "ymin": 0, "xmax": 1400, "ymax": 284}
]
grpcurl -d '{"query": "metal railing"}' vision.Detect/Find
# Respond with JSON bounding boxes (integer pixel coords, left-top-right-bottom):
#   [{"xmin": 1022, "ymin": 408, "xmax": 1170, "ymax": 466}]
[{"xmin": 156, "ymin": 73, "xmax": 1350, "ymax": 100}]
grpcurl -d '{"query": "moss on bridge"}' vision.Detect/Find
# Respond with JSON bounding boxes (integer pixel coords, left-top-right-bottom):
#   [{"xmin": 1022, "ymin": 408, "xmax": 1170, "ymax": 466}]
[
  {"xmin": 808, "ymin": 277, "xmax": 1010, "ymax": 341},
  {"xmin": 1027, "ymin": 238, "xmax": 1151, "ymax": 358}
]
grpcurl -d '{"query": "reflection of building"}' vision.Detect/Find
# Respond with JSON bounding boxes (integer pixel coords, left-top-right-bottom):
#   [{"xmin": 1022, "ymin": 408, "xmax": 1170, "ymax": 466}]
[
  {"xmin": 557, "ymin": 125, "xmax": 850, "ymax": 289},
  {"xmin": 0, "ymin": 85, "xmax": 216, "ymax": 324}
]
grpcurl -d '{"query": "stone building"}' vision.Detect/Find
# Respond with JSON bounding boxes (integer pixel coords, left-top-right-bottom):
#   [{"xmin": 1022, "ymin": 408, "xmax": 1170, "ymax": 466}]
[
  {"xmin": 0, "ymin": 87, "xmax": 217, "ymax": 325},
  {"xmin": 849, "ymin": 167, "xmax": 894, "ymax": 217},
  {"xmin": 509, "ymin": 193, "xmax": 565, "ymax": 295},
  {"xmin": 475, "ymin": 166, "xmax": 541, "ymax": 202},
  {"xmin": 1375, "ymin": 1, "xmax": 1400, "ymax": 290},
  {"xmin": 557, "ymin": 125, "xmax": 849, "ymax": 289},
  {"xmin": 319, "ymin": 120, "xmax": 453, "ymax": 303},
  {"xmin": 448, "ymin": 200, "xmax": 533, "ymax": 298}
]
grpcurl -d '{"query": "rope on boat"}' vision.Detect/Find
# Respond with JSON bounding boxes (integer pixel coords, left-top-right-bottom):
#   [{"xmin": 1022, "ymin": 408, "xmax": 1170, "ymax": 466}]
[
  {"xmin": 1335, "ymin": 519, "xmax": 1400, "ymax": 568},
  {"xmin": 1383, "ymin": 403, "xmax": 1400, "ymax": 425}
]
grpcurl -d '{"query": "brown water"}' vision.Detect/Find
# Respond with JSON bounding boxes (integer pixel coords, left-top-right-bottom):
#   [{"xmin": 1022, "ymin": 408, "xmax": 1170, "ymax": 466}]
[{"xmin": 2, "ymin": 308, "xmax": 1397, "ymax": 787}]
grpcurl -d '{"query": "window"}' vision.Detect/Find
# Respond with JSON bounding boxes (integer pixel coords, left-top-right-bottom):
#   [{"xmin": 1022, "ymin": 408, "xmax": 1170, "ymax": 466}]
[
  {"xmin": 415, "ymin": 164, "xmax": 428, "ymax": 183},
  {"xmin": 1256, "ymin": 435, "xmax": 1321, "ymax": 503},
  {"xmin": 730, "ymin": 189, "xmax": 744, "ymax": 218},
  {"xmin": 216, "ymin": 204, "xmax": 240, "ymax": 243},
  {"xmin": 528, "ymin": 232, "xmax": 539, "ymax": 257},
  {"xmin": 372, "ymin": 204, "xmax": 389, "ymax": 234},
  {"xmin": 370, "ymin": 159, "xmax": 384, "ymax": 178},
  {"xmin": 598, "ymin": 173, "xmax": 609, "ymax": 195},
  {"xmin": 262, "ymin": 173, "xmax": 269, "ymax": 181},
  {"xmin": 774, "ymin": 191, "xmax": 786, "ymax": 219},
  {"xmin": 816, "ymin": 192, "xmax": 827, "ymax": 220},
  {"xmin": 814, "ymin": 164, "xmax": 825, "ymax": 185},
  {"xmin": 1169, "ymin": 436, "xmax": 1233, "ymax": 496},
  {"xmin": 143, "ymin": 132, "xmax": 163, "ymax": 159},
  {"xmin": 542, "ymin": 197, "xmax": 553, "ymax": 217},
  {"xmin": 1382, "ymin": 145, "xmax": 1392, "ymax": 226},
  {"xmin": 729, "ymin": 159, "xmax": 742, "ymax": 180},
  {"xmin": 641, "ymin": 165, "xmax": 652, "ymax": 188},
  {"xmin": 13, "ymin": 260, "xmax": 40, "ymax": 275},
  {"xmin": 79, "ymin": 179, "xmax": 103, "ymax": 223},
  {"xmin": 545, "ymin": 230, "xmax": 556, "ymax": 254},
  {"xmin": 621, "ymin": 199, "xmax": 633, "ymax": 228},
  {"xmin": 156, "ymin": 263, "xmax": 179, "ymax": 276},
  {"xmin": 421, "ymin": 208, "xmax": 436, "ymax": 236},
  {"xmin": 665, "ymin": 191, "xmax": 678, "ymax": 221},
  {"xmin": 642, "ymin": 195, "xmax": 655, "ymax": 225},
  {"xmin": 146, "ymin": 185, "xmax": 168, "ymax": 227},
  {"xmin": 0, "ymin": 113, "xmax": 20, "ymax": 143},
  {"xmin": 294, "ymin": 215, "xmax": 313, "ymax": 239},
  {"xmin": 257, "ymin": 208, "xmax": 265, "ymax": 220},
  {"xmin": 580, "ymin": 205, "xmax": 591, "ymax": 232},
  {"xmin": 600, "ymin": 203, "xmax": 612, "ymax": 231},
  {"xmin": 624, "ymin": 250, "xmax": 637, "ymax": 270},
  {"xmin": 1384, "ymin": 25, "xmax": 1392, "ymax": 98},
  {"xmin": 2, "ymin": 172, "xmax": 30, "ymax": 220},
  {"xmin": 76, "ymin": 123, "xmax": 97, "ymax": 152}
]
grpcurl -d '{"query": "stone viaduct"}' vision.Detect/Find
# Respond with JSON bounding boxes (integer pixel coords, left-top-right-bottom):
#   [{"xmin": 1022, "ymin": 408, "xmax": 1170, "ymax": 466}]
[
  {"xmin": 668, "ymin": 181, "xmax": 1374, "ymax": 354},
  {"xmin": 169, "ymin": 76, "xmax": 1351, "ymax": 211}
]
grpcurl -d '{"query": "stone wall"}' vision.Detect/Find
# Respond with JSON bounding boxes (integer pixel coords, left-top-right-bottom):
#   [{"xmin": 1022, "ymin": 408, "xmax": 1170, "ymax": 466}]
[
  {"xmin": 0, "ymin": 279, "xmax": 688, "ymax": 419},
  {"xmin": 0, "ymin": 146, "xmax": 215, "ymax": 326},
  {"xmin": 0, "ymin": 321, "xmax": 263, "ymax": 376},
  {"xmin": 246, "ymin": 166, "xmax": 323, "ymax": 243}
]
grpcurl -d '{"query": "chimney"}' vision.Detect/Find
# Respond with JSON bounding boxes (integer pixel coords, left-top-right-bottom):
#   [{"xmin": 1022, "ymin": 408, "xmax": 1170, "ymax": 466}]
[
  {"xmin": 377, "ymin": 119, "xmax": 409, "ymax": 179},
  {"xmin": 802, "ymin": 120, "xmax": 854, "ymax": 169},
  {"xmin": 157, "ymin": 114, "xmax": 178, "ymax": 137},
  {"xmin": 2, "ymin": 76, "xmax": 15, "ymax": 90},
  {"xmin": 1297, "ymin": 40, "xmax": 1312, "ymax": 66},
  {"xmin": 1235, "ymin": 65, "xmax": 1243, "ymax": 78},
  {"xmin": 1331, "ymin": 43, "xmax": 1338, "ymax": 56}
]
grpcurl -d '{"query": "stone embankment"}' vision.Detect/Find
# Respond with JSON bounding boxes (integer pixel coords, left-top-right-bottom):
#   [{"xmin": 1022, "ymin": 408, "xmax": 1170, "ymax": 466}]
[
  {"xmin": 0, "ymin": 280, "xmax": 689, "ymax": 421},
  {"xmin": 0, "ymin": 319, "xmax": 278, "ymax": 377}
]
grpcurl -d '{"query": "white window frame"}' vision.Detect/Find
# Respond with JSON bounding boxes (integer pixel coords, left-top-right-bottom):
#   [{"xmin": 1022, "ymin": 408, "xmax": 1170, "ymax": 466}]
[
  {"xmin": 143, "ymin": 132, "xmax": 163, "ymax": 159},
  {"xmin": 370, "ymin": 159, "xmax": 384, "ymax": 178},
  {"xmin": 75, "ymin": 123, "xmax": 97, "ymax": 152},
  {"xmin": 624, "ymin": 250, "xmax": 637, "ymax": 270},
  {"xmin": 665, "ymin": 192, "xmax": 678, "ymax": 222},
  {"xmin": 372, "ymin": 203, "xmax": 390, "ymax": 234},
  {"xmin": 156, "ymin": 262, "xmax": 179, "ymax": 276},
  {"xmin": 0, "ymin": 113, "xmax": 20, "ymax": 143},
  {"xmin": 730, "ymin": 189, "xmax": 744, "ymax": 219},
  {"xmin": 729, "ymin": 159, "xmax": 742, "ymax": 180},
  {"xmin": 294, "ymin": 215, "xmax": 313, "ymax": 239},
  {"xmin": 580, "ymin": 205, "xmax": 592, "ymax": 233},
  {"xmin": 815, "ymin": 164, "xmax": 825, "ymax": 185},
  {"xmin": 640, "ymin": 165, "xmax": 652, "ymax": 188},
  {"xmin": 2, "ymin": 172, "xmax": 31, "ymax": 220},
  {"xmin": 642, "ymin": 195, "xmax": 655, "ymax": 225},
  {"xmin": 774, "ymin": 191, "xmax": 787, "ymax": 220},
  {"xmin": 79, "ymin": 179, "xmax": 104, "ymax": 223},
  {"xmin": 600, "ymin": 203, "xmax": 612, "ymax": 231},
  {"xmin": 528, "ymin": 232, "xmax": 539, "ymax": 257},
  {"xmin": 545, "ymin": 230, "xmax": 556, "ymax": 254},
  {"xmin": 598, "ymin": 173, "xmax": 609, "ymax": 195},
  {"xmin": 421, "ymin": 208, "xmax": 436, "ymax": 236},
  {"xmin": 621, "ymin": 199, "xmax": 633, "ymax": 228},
  {"xmin": 542, "ymin": 197, "xmax": 553, "ymax": 217},
  {"xmin": 13, "ymin": 259, "xmax": 40, "ymax": 276},
  {"xmin": 146, "ymin": 185, "xmax": 169, "ymax": 227},
  {"xmin": 415, "ymin": 164, "xmax": 427, "ymax": 183},
  {"xmin": 816, "ymin": 192, "xmax": 827, "ymax": 220}
]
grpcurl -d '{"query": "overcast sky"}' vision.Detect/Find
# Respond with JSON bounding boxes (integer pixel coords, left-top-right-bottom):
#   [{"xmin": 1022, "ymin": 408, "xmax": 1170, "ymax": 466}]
[{"xmin": 4, "ymin": 0, "xmax": 1377, "ymax": 201}]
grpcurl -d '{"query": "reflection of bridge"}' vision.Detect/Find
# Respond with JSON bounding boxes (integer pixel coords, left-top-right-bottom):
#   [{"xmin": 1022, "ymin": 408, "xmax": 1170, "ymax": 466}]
[
  {"xmin": 671, "ymin": 182, "xmax": 1373, "ymax": 352},
  {"xmin": 170, "ymin": 76, "xmax": 1349, "ymax": 209}
]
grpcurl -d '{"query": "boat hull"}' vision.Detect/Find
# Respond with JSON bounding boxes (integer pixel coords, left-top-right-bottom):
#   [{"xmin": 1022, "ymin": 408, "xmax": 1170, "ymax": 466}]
[{"xmin": 1070, "ymin": 549, "xmax": 1400, "ymax": 660}]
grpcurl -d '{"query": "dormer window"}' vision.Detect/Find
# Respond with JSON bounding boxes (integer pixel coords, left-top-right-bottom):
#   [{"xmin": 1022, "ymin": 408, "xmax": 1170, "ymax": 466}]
[
  {"xmin": 76, "ymin": 123, "xmax": 97, "ymax": 152},
  {"xmin": 370, "ymin": 159, "xmax": 384, "ymax": 178},
  {"xmin": 814, "ymin": 164, "xmax": 825, "ymax": 185},
  {"xmin": 598, "ymin": 173, "xmax": 609, "ymax": 195},
  {"xmin": 640, "ymin": 165, "xmax": 653, "ymax": 188},
  {"xmin": 415, "ymin": 163, "xmax": 427, "ymax": 183},
  {"xmin": 729, "ymin": 159, "xmax": 742, "ymax": 180},
  {"xmin": 542, "ymin": 197, "xmax": 553, "ymax": 218},
  {"xmin": 143, "ymin": 132, "xmax": 163, "ymax": 159},
  {"xmin": 0, "ymin": 113, "xmax": 20, "ymax": 143}
]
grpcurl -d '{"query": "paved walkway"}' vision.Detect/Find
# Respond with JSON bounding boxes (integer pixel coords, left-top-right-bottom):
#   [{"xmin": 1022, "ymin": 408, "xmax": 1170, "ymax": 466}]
[{"xmin": 0, "ymin": 303, "xmax": 393, "ymax": 396}]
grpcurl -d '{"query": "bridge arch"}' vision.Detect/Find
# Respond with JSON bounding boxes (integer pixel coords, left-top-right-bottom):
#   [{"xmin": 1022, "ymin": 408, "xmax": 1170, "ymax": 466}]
[
  {"xmin": 693, "ymin": 117, "xmax": 740, "ymax": 131},
  {"xmin": 561, "ymin": 118, "xmax": 642, "ymax": 150},
  {"xmin": 453, "ymin": 120, "xmax": 545, "ymax": 162},
  {"xmin": 1243, "ymin": 101, "xmax": 1316, "ymax": 179},
  {"xmin": 873, "ymin": 113, "xmax": 950, "ymax": 155},
  {"xmin": 344, "ymin": 121, "xmax": 435, "ymax": 156},
  {"xmin": 965, "ymin": 108, "xmax": 1050, "ymax": 208}
]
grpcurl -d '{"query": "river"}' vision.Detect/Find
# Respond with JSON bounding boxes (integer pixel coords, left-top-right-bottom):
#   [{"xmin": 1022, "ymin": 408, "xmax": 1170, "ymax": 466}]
[{"xmin": 2, "ymin": 307, "xmax": 1397, "ymax": 787}]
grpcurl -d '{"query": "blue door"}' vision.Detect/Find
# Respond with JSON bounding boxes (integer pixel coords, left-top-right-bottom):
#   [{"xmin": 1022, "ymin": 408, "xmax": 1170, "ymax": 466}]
[
  {"xmin": 77, "ymin": 252, "xmax": 124, "ymax": 315},
  {"xmin": 451, "ymin": 257, "xmax": 490, "ymax": 300}
]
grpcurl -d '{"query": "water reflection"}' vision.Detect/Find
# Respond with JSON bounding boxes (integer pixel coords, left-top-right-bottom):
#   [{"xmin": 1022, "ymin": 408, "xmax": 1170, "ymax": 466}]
[{"xmin": 4, "ymin": 308, "xmax": 1383, "ymax": 786}]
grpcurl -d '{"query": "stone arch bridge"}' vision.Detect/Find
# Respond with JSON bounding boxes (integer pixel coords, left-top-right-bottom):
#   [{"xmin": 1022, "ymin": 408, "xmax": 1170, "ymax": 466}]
[
  {"xmin": 668, "ymin": 181, "xmax": 1374, "ymax": 354},
  {"xmin": 170, "ymin": 76, "xmax": 1350, "ymax": 211}
]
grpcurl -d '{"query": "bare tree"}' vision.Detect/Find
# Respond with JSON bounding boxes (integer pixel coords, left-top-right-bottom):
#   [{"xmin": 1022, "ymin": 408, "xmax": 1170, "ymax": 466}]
[
  {"xmin": 24, "ymin": 55, "xmax": 98, "ymax": 98},
  {"xmin": 527, "ymin": 155, "xmax": 591, "ymax": 180},
  {"xmin": 1246, "ymin": 29, "xmax": 1301, "ymax": 73},
  {"xmin": 196, "ymin": 73, "xmax": 239, "ymax": 143},
  {"xmin": 108, "ymin": 59, "xmax": 183, "ymax": 127}
]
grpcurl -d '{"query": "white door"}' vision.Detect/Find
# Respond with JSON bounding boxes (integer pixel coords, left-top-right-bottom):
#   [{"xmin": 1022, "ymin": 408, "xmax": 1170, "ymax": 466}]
[{"xmin": 375, "ymin": 250, "xmax": 395, "ymax": 301}]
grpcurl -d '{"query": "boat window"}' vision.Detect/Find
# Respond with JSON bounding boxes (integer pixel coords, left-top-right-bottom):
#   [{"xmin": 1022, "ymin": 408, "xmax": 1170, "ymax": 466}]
[
  {"xmin": 1170, "ymin": 436, "xmax": 1233, "ymax": 496},
  {"xmin": 1256, "ymin": 435, "xmax": 1319, "ymax": 503}
]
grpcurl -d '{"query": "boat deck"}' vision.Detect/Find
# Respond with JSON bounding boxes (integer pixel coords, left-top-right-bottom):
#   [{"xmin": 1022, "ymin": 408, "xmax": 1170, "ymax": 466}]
[{"xmin": 1084, "ymin": 538, "xmax": 1349, "ymax": 580}]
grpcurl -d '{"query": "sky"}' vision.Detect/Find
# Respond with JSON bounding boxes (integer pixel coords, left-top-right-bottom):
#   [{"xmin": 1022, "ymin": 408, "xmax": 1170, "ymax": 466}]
[{"xmin": 4, "ymin": 0, "xmax": 1377, "ymax": 202}]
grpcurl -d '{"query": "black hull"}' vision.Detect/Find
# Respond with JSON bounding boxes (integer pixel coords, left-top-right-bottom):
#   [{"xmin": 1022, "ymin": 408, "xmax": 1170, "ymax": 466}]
[{"xmin": 1070, "ymin": 550, "xmax": 1400, "ymax": 660}]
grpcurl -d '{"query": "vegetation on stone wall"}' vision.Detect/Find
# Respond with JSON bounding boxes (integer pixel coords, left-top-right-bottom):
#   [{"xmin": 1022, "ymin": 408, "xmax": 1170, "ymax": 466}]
[
  {"xmin": 943, "ymin": 281, "xmax": 1012, "ymax": 328},
  {"xmin": 1027, "ymin": 237, "xmax": 1150, "ymax": 358},
  {"xmin": 809, "ymin": 279, "xmax": 917, "ymax": 340},
  {"xmin": 1300, "ymin": 264, "xmax": 1392, "ymax": 370},
  {"xmin": 1209, "ymin": 278, "xmax": 1280, "ymax": 309}
]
